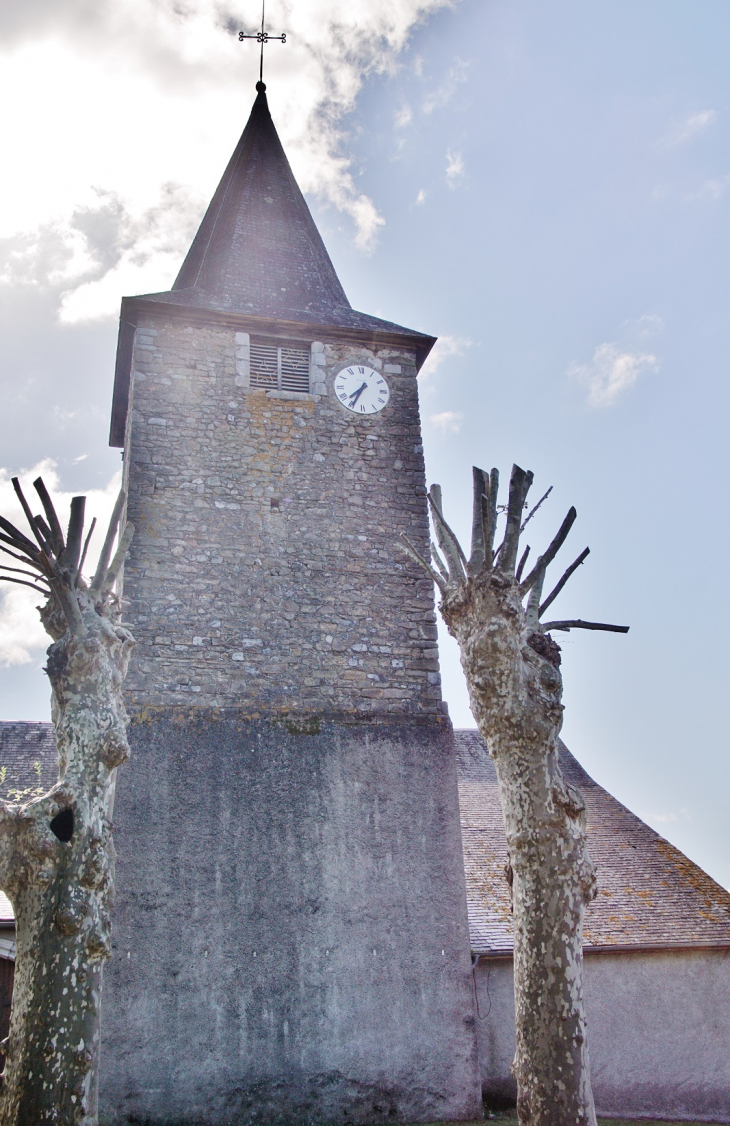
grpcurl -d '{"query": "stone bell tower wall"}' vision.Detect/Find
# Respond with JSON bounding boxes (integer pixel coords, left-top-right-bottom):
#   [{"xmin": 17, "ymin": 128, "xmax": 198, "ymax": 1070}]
[
  {"xmin": 121, "ymin": 310, "xmax": 443, "ymax": 717},
  {"xmin": 104, "ymin": 314, "xmax": 482, "ymax": 1126}
]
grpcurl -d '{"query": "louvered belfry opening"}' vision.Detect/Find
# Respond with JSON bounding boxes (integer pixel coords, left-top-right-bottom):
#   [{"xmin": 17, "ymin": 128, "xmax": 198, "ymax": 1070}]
[{"xmin": 250, "ymin": 338, "xmax": 310, "ymax": 393}]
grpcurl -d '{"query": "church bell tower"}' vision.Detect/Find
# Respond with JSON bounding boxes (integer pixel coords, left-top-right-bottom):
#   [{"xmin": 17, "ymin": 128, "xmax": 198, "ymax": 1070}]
[{"xmin": 102, "ymin": 82, "xmax": 482, "ymax": 1124}]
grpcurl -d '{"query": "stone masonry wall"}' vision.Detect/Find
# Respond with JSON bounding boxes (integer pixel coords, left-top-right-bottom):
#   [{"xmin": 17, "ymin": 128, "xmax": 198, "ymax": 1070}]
[{"xmin": 122, "ymin": 313, "xmax": 443, "ymax": 715}]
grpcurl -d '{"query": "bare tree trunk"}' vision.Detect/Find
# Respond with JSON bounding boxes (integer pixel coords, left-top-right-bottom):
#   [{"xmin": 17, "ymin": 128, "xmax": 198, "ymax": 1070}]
[
  {"xmin": 0, "ymin": 480, "xmax": 134, "ymax": 1125},
  {"xmin": 402, "ymin": 466, "xmax": 627, "ymax": 1126},
  {"xmin": 449, "ymin": 576, "xmax": 596, "ymax": 1125}
]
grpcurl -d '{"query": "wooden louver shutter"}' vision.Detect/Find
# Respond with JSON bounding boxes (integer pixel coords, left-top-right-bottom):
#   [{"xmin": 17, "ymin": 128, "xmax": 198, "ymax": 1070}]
[{"xmin": 250, "ymin": 340, "xmax": 310, "ymax": 393}]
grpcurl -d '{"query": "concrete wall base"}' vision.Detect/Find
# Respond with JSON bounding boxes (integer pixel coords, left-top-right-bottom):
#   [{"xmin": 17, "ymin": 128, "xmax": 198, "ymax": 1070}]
[
  {"xmin": 100, "ymin": 713, "xmax": 482, "ymax": 1125},
  {"xmin": 475, "ymin": 948, "xmax": 730, "ymax": 1122}
]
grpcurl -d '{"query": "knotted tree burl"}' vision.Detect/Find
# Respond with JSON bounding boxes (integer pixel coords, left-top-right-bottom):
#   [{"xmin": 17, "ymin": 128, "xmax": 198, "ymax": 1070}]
[
  {"xmin": 402, "ymin": 465, "xmax": 627, "ymax": 1126},
  {"xmin": 0, "ymin": 477, "xmax": 134, "ymax": 1126}
]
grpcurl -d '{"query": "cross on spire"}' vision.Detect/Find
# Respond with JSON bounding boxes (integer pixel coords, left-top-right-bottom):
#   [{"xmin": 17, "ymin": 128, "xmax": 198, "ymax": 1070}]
[{"xmin": 239, "ymin": 0, "xmax": 286, "ymax": 86}]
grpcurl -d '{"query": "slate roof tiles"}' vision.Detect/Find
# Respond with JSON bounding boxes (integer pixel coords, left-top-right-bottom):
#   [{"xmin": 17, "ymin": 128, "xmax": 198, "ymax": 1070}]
[
  {"xmin": 0, "ymin": 722, "xmax": 57, "ymax": 804},
  {"xmin": 456, "ymin": 728, "xmax": 730, "ymax": 955}
]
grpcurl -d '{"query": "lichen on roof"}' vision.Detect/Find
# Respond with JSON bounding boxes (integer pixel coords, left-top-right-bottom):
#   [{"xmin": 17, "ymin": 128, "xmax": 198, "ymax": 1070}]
[
  {"xmin": 0, "ymin": 722, "xmax": 57, "ymax": 805},
  {"xmin": 455, "ymin": 729, "xmax": 730, "ymax": 955}
]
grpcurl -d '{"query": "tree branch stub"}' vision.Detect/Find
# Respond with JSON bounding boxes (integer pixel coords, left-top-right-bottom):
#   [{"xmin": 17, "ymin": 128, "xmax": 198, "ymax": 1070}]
[
  {"xmin": 519, "ymin": 506, "xmax": 577, "ymax": 597},
  {"xmin": 496, "ymin": 464, "xmax": 533, "ymax": 575},
  {"xmin": 32, "ymin": 477, "xmax": 65, "ymax": 556},
  {"xmin": 542, "ymin": 619, "xmax": 630, "ymax": 634},
  {"xmin": 539, "ymin": 547, "xmax": 590, "ymax": 618}
]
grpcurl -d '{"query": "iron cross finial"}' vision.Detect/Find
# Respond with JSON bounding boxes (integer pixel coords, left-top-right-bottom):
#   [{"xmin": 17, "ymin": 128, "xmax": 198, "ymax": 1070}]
[{"xmin": 239, "ymin": 0, "xmax": 286, "ymax": 86}]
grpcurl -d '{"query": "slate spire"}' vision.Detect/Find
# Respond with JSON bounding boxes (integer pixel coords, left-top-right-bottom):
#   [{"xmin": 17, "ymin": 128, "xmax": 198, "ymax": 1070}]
[
  {"xmin": 172, "ymin": 82, "xmax": 351, "ymax": 323},
  {"xmin": 110, "ymin": 83, "xmax": 437, "ymax": 445}
]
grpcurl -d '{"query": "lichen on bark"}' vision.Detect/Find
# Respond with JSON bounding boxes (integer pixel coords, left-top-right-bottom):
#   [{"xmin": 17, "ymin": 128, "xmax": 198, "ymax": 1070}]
[
  {"xmin": 0, "ymin": 478, "xmax": 134, "ymax": 1125},
  {"xmin": 402, "ymin": 465, "xmax": 627, "ymax": 1126}
]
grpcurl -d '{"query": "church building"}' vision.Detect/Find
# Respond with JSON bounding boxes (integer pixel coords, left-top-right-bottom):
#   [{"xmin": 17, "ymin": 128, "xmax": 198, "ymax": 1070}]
[
  {"xmin": 103, "ymin": 79, "xmax": 483, "ymax": 1124},
  {"xmin": 0, "ymin": 79, "xmax": 729, "ymax": 1125}
]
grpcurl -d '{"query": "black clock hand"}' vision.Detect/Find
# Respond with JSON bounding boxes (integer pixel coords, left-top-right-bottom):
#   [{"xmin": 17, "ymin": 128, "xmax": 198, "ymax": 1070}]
[{"xmin": 348, "ymin": 382, "xmax": 368, "ymax": 407}]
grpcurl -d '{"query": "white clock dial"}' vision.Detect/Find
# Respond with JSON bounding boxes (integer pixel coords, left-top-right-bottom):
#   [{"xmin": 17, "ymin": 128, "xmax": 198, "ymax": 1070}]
[{"xmin": 333, "ymin": 365, "xmax": 390, "ymax": 415}]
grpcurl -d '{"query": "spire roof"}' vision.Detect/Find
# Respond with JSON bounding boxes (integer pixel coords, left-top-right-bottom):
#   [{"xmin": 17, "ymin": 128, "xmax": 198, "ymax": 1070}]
[
  {"xmin": 138, "ymin": 84, "xmax": 430, "ymax": 342},
  {"xmin": 109, "ymin": 84, "xmax": 436, "ymax": 446},
  {"xmin": 169, "ymin": 82, "xmax": 349, "ymax": 322}
]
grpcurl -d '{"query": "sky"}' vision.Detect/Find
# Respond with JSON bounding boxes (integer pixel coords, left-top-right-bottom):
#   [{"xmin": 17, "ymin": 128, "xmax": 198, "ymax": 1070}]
[{"xmin": 0, "ymin": 0, "xmax": 729, "ymax": 889}]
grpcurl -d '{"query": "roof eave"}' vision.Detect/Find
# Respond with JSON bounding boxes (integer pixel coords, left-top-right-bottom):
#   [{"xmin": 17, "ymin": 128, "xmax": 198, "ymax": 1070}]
[
  {"xmin": 109, "ymin": 295, "xmax": 437, "ymax": 448},
  {"xmin": 473, "ymin": 939, "xmax": 730, "ymax": 960}
]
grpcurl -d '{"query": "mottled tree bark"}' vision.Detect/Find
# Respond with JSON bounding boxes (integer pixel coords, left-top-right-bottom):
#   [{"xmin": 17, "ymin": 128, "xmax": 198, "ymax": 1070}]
[
  {"xmin": 402, "ymin": 465, "xmax": 627, "ymax": 1126},
  {"xmin": 0, "ymin": 479, "xmax": 134, "ymax": 1125}
]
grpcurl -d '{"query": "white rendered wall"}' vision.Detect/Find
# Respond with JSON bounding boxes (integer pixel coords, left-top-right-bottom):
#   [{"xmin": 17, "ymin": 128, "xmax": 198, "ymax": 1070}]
[{"xmin": 475, "ymin": 948, "xmax": 730, "ymax": 1121}]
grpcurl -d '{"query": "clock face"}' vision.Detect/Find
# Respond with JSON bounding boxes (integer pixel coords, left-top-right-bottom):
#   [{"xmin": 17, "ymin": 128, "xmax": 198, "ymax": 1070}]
[{"xmin": 333, "ymin": 365, "xmax": 390, "ymax": 415}]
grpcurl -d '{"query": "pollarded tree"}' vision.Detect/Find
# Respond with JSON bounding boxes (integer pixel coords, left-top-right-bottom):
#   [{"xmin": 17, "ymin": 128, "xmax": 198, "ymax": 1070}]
[
  {"xmin": 0, "ymin": 476, "xmax": 134, "ymax": 1126},
  {"xmin": 402, "ymin": 465, "xmax": 627, "ymax": 1126}
]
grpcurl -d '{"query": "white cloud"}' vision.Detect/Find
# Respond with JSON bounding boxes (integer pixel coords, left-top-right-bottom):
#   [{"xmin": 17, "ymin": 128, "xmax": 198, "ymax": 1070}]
[
  {"xmin": 423, "ymin": 58, "xmax": 469, "ymax": 114},
  {"xmin": 416, "ymin": 188, "xmax": 427, "ymax": 205},
  {"xmin": 445, "ymin": 149, "xmax": 464, "ymax": 188},
  {"xmin": 430, "ymin": 410, "xmax": 463, "ymax": 434},
  {"xmin": 0, "ymin": 461, "xmax": 122, "ymax": 666},
  {"xmin": 617, "ymin": 313, "xmax": 662, "ymax": 337},
  {"xmin": 687, "ymin": 174, "xmax": 730, "ymax": 202},
  {"xmin": 0, "ymin": 587, "xmax": 49, "ymax": 668},
  {"xmin": 623, "ymin": 313, "xmax": 663, "ymax": 338},
  {"xmin": 0, "ymin": 0, "xmax": 454, "ymax": 311},
  {"xmin": 0, "ymin": 183, "xmax": 204, "ymax": 324},
  {"xmin": 645, "ymin": 808, "xmax": 692, "ymax": 826},
  {"xmin": 661, "ymin": 109, "xmax": 716, "ymax": 148},
  {"xmin": 395, "ymin": 103, "xmax": 413, "ymax": 128},
  {"xmin": 318, "ymin": 185, "xmax": 385, "ymax": 255},
  {"xmin": 568, "ymin": 342, "xmax": 659, "ymax": 408},
  {"xmin": 418, "ymin": 333, "xmax": 472, "ymax": 380}
]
